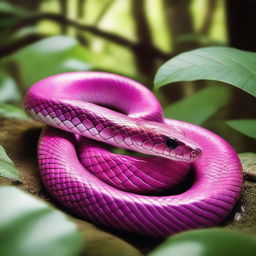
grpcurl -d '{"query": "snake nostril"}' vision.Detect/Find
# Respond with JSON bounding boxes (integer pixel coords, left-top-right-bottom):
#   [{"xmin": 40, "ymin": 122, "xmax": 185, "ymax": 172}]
[{"xmin": 191, "ymin": 149, "xmax": 201, "ymax": 158}]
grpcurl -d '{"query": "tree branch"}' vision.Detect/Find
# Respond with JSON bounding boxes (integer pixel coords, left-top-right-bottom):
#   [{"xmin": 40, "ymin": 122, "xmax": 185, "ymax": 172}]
[
  {"xmin": 0, "ymin": 34, "xmax": 45, "ymax": 58},
  {"xmin": 8, "ymin": 13, "xmax": 172, "ymax": 60}
]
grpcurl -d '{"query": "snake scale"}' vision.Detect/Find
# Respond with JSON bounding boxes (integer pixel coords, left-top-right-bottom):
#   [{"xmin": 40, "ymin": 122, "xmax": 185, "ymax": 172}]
[{"xmin": 24, "ymin": 72, "xmax": 242, "ymax": 237}]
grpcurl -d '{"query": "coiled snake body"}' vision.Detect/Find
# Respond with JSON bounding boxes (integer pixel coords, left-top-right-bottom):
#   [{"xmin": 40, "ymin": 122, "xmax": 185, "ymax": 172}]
[{"xmin": 24, "ymin": 72, "xmax": 242, "ymax": 237}]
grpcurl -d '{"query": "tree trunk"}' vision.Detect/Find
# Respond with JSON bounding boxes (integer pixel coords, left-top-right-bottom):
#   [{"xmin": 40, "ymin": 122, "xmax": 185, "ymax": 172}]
[
  {"xmin": 225, "ymin": 0, "xmax": 256, "ymax": 122},
  {"xmin": 164, "ymin": 0, "xmax": 197, "ymax": 52},
  {"xmin": 131, "ymin": 0, "xmax": 156, "ymax": 85},
  {"xmin": 162, "ymin": 0, "xmax": 199, "ymax": 102}
]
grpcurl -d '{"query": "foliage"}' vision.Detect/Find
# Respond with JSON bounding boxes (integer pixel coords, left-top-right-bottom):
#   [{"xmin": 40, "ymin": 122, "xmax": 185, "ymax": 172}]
[
  {"xmin": 0, "ymin": 145, "xmax": 20, "ymax": 181},
  {"xmin": 0, "ymin": 103, "xmax": 28, "ymax": 120},
  {"xmin": 227, "ymin": 119, "xmax": 256, "ymax": 139},
  {"xmin": 149, "ymin": 228, "xmax": 256, "ymax": 256},
  {"xmin": 0, "ymin": 186, "xmax": 83, "ymax": 256},
  {"xmin": 154, "ymin": 47, "xmax": 256, "ymax": 97},
  {"xmin": 2, "ymin": 36, "xmax": 93, "ymax": 90},
  {"xmin": 164, "ymin": 85, "xmax": 230, "ymax": 125},
  {"xmin": 0, "ymin": 69, "xmax": 21, "ymax": 102},
  {"xmin": 155, "ymin": 46, "xmax": 256, "ymax": 138},
  {"xmin": 0, "ymin": 35, "xmax": 93, "ymax": 121}
]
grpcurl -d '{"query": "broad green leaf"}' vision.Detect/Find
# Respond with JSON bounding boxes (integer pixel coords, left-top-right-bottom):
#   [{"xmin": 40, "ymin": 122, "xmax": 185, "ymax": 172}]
[
  {"xmin": 4, "ymin": 36, "xmax": 93, "ymax": 90},
  {"xmin": 149, "ymin": 228, "xmax": 256, "ymax": 256},
  {"xmin": 0, "ymin": 145, "xmax": 20, "ymax": 181},
  {"xmin": 154, "ymin": 47, "xmax": 256, "ymax": 97},
  {"xmin": 0, "ymin": 186, "xmax": 83, "ymax": 256},
  {"xmin": 0, "ymin": 103, "xmax": 28, "ymax": 120},
  {"xmin": 0, "ymin": 69, "xmax": 21, "ymax": 102},
  {"xmin": 227, "ymin": 119, "xmax": 256, "ymax": 139},
  {"xmin": 164, "ymin": 86, "xmax": 230, "ymax": 125}
]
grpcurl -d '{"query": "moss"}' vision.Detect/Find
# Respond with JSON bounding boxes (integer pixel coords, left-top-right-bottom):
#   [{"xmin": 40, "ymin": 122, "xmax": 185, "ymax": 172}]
[{"xmin": 0, "ymin": 116, "xmax": 255, "ymax": 254}]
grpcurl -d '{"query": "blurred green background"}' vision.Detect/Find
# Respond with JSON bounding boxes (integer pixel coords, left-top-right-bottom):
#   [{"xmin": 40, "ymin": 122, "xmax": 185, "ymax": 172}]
[{"xmin": 0, "ymin": 0, "xmax": 255, "ymax": 152}]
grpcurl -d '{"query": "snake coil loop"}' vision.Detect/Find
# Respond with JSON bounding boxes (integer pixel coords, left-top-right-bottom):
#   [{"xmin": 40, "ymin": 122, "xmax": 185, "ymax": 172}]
[{"xmin": 24, "ymin": 72, "xmax": 242, "ymax": 237}]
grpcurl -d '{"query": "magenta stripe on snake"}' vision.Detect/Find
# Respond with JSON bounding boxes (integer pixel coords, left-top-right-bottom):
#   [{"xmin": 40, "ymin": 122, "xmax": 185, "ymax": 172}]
[{"xmin": 24, "ymin": 72, "xmax": 242, "ymax": 237}]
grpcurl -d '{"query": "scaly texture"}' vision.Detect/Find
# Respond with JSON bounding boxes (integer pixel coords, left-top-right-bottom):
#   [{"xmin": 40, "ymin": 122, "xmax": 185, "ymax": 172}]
[{"xmin": 24, "ymin": 72, "xmax": 242, "ymax": 237}]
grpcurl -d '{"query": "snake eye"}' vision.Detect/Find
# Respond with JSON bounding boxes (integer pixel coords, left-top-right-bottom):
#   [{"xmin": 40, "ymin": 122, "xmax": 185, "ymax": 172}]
[{"xmin": 166, "ymin": 137, "xmax": 178, "ymax": 149}]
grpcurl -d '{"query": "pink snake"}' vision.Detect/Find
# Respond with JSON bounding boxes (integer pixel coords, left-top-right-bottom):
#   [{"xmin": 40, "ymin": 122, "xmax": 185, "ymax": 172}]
[{"xmin": 24, "ymin": 72, "xmax": 242, "ymax": 237}]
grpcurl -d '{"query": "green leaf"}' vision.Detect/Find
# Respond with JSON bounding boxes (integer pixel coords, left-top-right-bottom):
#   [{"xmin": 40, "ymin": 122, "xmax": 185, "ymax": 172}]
[
  {"xmin": 4, "ymin": 36, "xmax": 93, "ymax": 90},
  {"xmin": 0, "ymin": 145, "xmax": 20, "ymax": 181},
  {"xmin": 0, "ymin": 103, "xmax": 29, "ymax": 120},
  {"xmin": 149, "ymin": 228, "xmax": 256, "ymax": 256},
  {"xmin": 0, "ymin": 69, "xmax": 21, "ymax": 102},
  {"xmin": 154, "ymin": 47, "xmax": 256, "ymax": 97},
  {"xmin": 227, "ymin": 119, "xmax": 256, "ymax": 139},
  {"xmin": 164, "ymin": 85, "xmax": 230, "ymax": 125},
  {"xmin": 0, "ymin": 186, "xmax": 83, "ymax": 256}
]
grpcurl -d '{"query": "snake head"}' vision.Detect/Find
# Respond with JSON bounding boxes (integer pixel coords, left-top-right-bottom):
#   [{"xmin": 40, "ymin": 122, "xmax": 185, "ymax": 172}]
[
  {"xmin": 163, "ymin": 136, "xmax": 202, "ymax": 162},
  {"xmin": 136, "ymin": 122, "xmax": 202, "ymax": 162}
]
